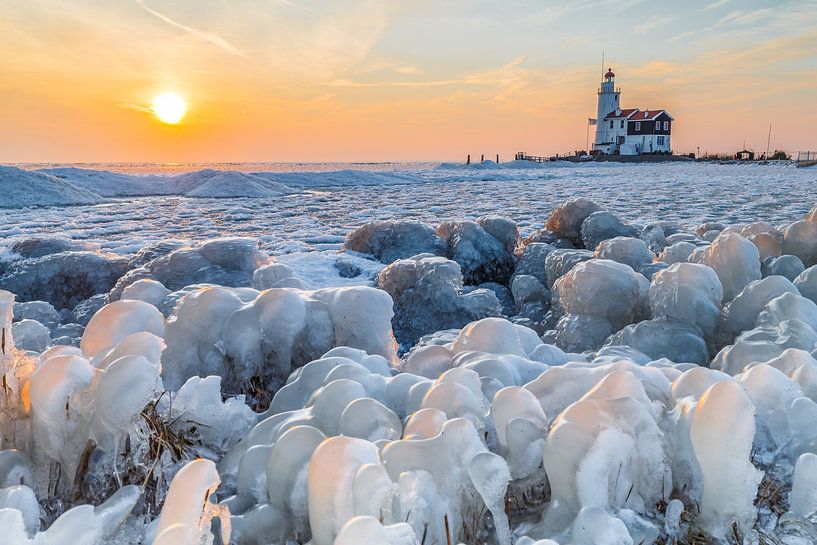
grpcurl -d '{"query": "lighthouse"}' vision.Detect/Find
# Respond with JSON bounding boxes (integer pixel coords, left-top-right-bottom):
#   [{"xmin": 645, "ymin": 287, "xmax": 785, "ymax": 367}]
[
  {"xmin": 594, "ymin": 68, "xmax": 620, "ymax": 154},
  {"xmin": 591, "ymin": 67, "xmax": 674, "ymax": 155}
]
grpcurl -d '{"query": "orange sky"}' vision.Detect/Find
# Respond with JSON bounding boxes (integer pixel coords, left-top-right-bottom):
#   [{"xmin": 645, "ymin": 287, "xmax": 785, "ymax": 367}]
[{"xmin": 1, "ymin": 0, "xmax": 816, "ymax": 162}]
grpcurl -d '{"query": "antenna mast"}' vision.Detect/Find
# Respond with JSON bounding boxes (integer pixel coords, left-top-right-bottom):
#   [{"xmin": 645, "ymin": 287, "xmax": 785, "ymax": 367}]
[
  {"xmin": 601, "ymin": 51, "xmax": 605, "ymax": 81},
  {"xmin": 765, "ymin": 124, "xmax": 772, "ymax": 163}
]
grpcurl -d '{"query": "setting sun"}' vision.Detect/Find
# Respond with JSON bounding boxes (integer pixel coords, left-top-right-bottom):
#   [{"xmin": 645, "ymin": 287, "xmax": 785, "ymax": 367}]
[{"xmin": 151, "ymin": 91, "xmax": 187, "ymax": 124}]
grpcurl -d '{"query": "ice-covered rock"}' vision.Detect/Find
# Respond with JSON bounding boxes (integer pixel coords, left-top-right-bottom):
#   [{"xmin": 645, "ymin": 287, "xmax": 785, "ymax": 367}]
[
  {"xmin": 762, "ymin": 254, "xmax": 805, "ymax": 281},
  {"xmin": 783, "ymin": 220, "xmax": 817, "ymax": 267},
  {"xmin": 580, "ymin": 211, "xmax": 638, "ymax": 251},
  {"xmin": 120, "ymin": 278, "xmax": 171, "ymax": 307},
  {"xmin": 12, "ymin": 300, "xmax": 60, "ymax": 327},
  {"xmin": 718, "ymin": 275, "xmax": 799, "ymax": 346},
  {"xmin": 641, "ymin": 224, "xmax": 667, "ymax": 254},
  {"xmin": 795, "ymin": 265, "xmax": 817, "ymax": 305},
  {"xmin": 437, "ymin": 217, "xmax": 518, "ymax": 285},
  {"xmin": 110, "ymin": 238, "xmax": 268, "ymax": 299},
  {"xmin": 553, "ymin": 259, "xmax": 649, "ymax": 351},
  {"xmin": 688, "ymin": 233, "xmax": 761, "ymax": 301},
  {"xmin": 343, "ymin": 220, "xmax": 447, "ymax": 263},
  {"xmin": 513, "ymin": 242, "xmax": 556, "ymax": 285},
  {"xmin": 544, "ymin": 249, "xmax": 594, "ymax": 289},
  {"xmin": 11, "ymin": 319, "xmax": 50, "ymax": 352},
  {"xmin": 377, "ymin": 254, "xmax": 501, "ymax": 347},
  {"xmin": 80, "ymin": 299, "xmax": 165, "ymax": 358},
  {"xmin": 604, "ymin": 320, "xmax": 710, "ymax": 364},
  {"xmin": 658, "ymin": 241, "xmax": 697, "ymax": 265},
  {"xmin": 581, "ymin": 210, "xmax": 639, "ymax": 250},
  {"xmin": 251, "ymin": 262, "xmax": 308, "ymax": 290},
  {"xmin": 0, "ymin": 251, "xmax": 129, "ymax": 310},
  {"xmin": 162, "ymin": 285, "xmax": 397, "ymax": 402},
  {"xmin": 546, "ymin": 198, "xmax": 602, "ymax": 245},
  {"xmin": 7, "ymin": 237, "xmax": 91, "ymax": 259},
  {"xmin": 650, "ymin": 262, "xmax": 723, "ymax": 341},
  {"xmin": 594, "ymin": 237, "xmax": 653, "ymax": 270}
]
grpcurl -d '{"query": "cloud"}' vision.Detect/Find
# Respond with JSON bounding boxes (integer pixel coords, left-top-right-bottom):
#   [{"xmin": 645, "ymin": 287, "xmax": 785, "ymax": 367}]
[
  {"xmin": 133, "ymin": 0, "xmax": 246, "ymax": 57},
  {"xmin": 395, "ymin": 66, "xmax": 422, "ymax": 75},
  {"xmin": 527, "ymin": 0, "xmax": 644, "ymax": 25},
  {"xmin": 716, "ymin": 8, "xmax": 774, "ymax": 26},
  {"xmin": 704, "ymin": 0, "xmax": 731, "ymax": 10},
  {"xmin": 633, "ymin": 15, "xmax": 675, "ymax": 34}
]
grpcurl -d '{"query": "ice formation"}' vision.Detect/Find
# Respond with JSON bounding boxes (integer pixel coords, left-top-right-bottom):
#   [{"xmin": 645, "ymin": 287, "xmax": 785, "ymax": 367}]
[
  {"xmin": 3, "ymin": 188, "xmax": 817, "ymax": 545},
  {"xmin": 377, "ymin": 254, "xmax": 501, "ymax": 347}
]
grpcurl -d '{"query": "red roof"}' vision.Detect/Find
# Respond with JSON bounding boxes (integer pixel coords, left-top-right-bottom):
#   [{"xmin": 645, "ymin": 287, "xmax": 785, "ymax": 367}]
[
  {"xmin": 604, "ymin": 108, "xmax": 638, "ymax": 120},
  {"xmin": 628, "ymin": 110, "xmax": 671, "ymax": 121}
]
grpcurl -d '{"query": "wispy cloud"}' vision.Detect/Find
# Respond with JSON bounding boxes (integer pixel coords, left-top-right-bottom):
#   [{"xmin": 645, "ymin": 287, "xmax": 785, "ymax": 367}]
[
  {"xmin": 633, "ymin": 15, "xmax": 675, "ymax": 34},
  {"xmin": 704, "ymin": 0, "xmax": 731, "ymax": 10},
  {"xmin": 716, "ymin": 8, "xmax": 774, "ymax": 26},
  {"xmin": 528, "ymin": 0, "xmax": 644, "ymax": 25},
  {"xmin": 133, "ymin": 0, "xmax": 246, "ymax": 57},
  {"xmin": 395, "ymin": 66, "xmax": 422, "ymax": 75}
]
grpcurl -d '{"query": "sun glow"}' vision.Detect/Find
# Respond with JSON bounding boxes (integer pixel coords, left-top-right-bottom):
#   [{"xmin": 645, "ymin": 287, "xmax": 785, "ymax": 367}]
[{"xmin": 151, "ymin": 91, "xmax": 187, "ymax": 124}]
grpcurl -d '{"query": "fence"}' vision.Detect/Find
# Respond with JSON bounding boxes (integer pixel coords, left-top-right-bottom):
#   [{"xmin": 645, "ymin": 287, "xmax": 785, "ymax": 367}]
[{"xmin": 797, "ymin": 151, "xmax": 817, "ymax": 168}]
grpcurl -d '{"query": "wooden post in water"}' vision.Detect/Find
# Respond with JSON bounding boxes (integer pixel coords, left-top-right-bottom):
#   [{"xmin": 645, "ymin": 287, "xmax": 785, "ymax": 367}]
[
  {"xmin": 481, "ymin": 154, "xmax": 484, "ymax": 162},
  {"xmin": 466, "ymin": 154, "xmax": 470, "ymax": 165},
  {"xmin": 496, "ymin": 154, "xmax": 499, "ymax": 164}
]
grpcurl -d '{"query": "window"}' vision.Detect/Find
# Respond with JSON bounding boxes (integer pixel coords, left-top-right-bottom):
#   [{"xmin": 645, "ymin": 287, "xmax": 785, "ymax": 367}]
[
  {"xmin": 656, "ymin": 121, "xmax": 661, "ymax": 130},
  {"xmin": 657, "ymin": 136, "xmax": 665, "ymax": 146},
  {"xmin": 610, "ymin": 121, "xmax": 614, "ymax": 129},
  {"xmin": 620, "ymin": 120, "xmax": 625, "ymax": 129},
  {"xmin": 635, "ymin": 122, "xmax": 641, "ymax": 131},
  {"xmin": 663, "ymin": 121, "xmax": 669, "ymax": 131}
]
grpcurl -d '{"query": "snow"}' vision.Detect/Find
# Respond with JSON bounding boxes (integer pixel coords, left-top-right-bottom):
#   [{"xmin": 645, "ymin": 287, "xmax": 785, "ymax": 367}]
[
  {"xmin": 0, "ymin": 166, "xmax": 104, "ymax": 209},
  {"xmin": 3, "ymin": 162, "xmax": 817, "ymax": 544}
]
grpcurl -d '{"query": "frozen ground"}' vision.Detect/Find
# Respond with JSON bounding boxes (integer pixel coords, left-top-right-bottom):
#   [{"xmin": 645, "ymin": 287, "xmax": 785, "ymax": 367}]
[
  {"xmin": 1, "ymin": 160, "xmax": 817, "ymax": 545},
  {"xmin": 1, "ymin": 161, "xmax": 812, "ymax": 260}
]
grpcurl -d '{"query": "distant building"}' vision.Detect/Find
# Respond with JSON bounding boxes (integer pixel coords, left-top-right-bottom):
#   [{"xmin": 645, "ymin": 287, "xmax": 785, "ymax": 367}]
[{"xmin": 592, "ymin": 69, "xmax": 674, "ymax": 155}]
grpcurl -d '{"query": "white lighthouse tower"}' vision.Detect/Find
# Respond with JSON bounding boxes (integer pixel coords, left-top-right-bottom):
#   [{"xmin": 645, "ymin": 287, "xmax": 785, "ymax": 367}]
[{"xmin": 594, "ymin": 68, "xmax": 620, "ymax": 154}]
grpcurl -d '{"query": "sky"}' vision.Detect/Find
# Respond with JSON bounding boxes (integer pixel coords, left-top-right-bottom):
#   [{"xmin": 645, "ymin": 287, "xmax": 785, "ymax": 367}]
[{"xmin": 1, "ymin": 0, "xmax": 816, "ymax": 163}]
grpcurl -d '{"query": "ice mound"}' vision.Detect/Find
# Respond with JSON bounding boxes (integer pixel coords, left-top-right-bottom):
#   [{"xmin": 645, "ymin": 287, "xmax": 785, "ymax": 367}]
[
  {"xmin": 658, "ymin": 241, "xmax": 697, "ymax": 265},
  {"xmin": 377, "ymin": 254, "xmax": 501, "ymax": 347},
  {"xmin": 580, "ymin": 211, "xmax": 638, "ymax": 251},
  {"xmin": 545, "ymin": 198, "xmax": 602, "ymax": 245},
  {"xmin": 161, "ymin": 284, "xmax": 397, "ymax": 403},
  {"xmin": 253, "ymin": 169, "xmax": 421, "ymax": 188},
  {"xmin": 39, "ymin": 167, "xmax": 161, "ymax": 197},
  {"xmin": 513, "ymin": 242, "xmax": 556, "ymax": 285},
  {"xmin": 251, "ymin": 262, "xmax": 308, "ymax": 290},
  {"xmin": 544, "ymin": 249, "xmax": 593, "ymax": 289},
  {"xmin": 173, "ymin": 169, "xmax": 297, "ymax": 198},
  {"xmin": 7, "ymin": 236, "xmax": 91, "ymax": 258},
  {"xmin": 0, "ymin": 251, "xmax": 129, "ymax": 310},
  {"xmin": 437, "ymin": 216, "xmax": 518, "ymax": 284},
  {"xmin": 344, "ymin": 220, "xmax": 447, "ymax": 263},
  {"xmin": 688, "ymin": 233, "xmax": 761, "ymax": 301},
  {"xmin": 717, "ymin": 275, "xmax": 799, "ymax": 346},
  {"xmin": 110, "ymin": 237, "xmax": 268, "ymax": 298},
  {"xmin": 0, "ymin": 166, "xmax": 104, "ymax": 208},
  {"xmin": 782, "ymin": 220, "xmax": 817, "ymax": 266},
  {"xmin": 552, "ymin": 259, "xmax": 649, "ymax": 352},
  {"xmin": 120, "ymin": 278, "xmax": 171, "ymax": 306},
  {"xmin": 11, "ymin": 319, "xmax": 51, "ymax": 352},
  {"xmin": 153, "ymin": 459, "xmax": 230, "ymax": 545},
  {"xmin": 594, "ymin": 237, "xmax": 654, "ymax": 270},
  {"xmin": 762, "ymin": 254, "xmax": 805, "ymax": 281}
]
